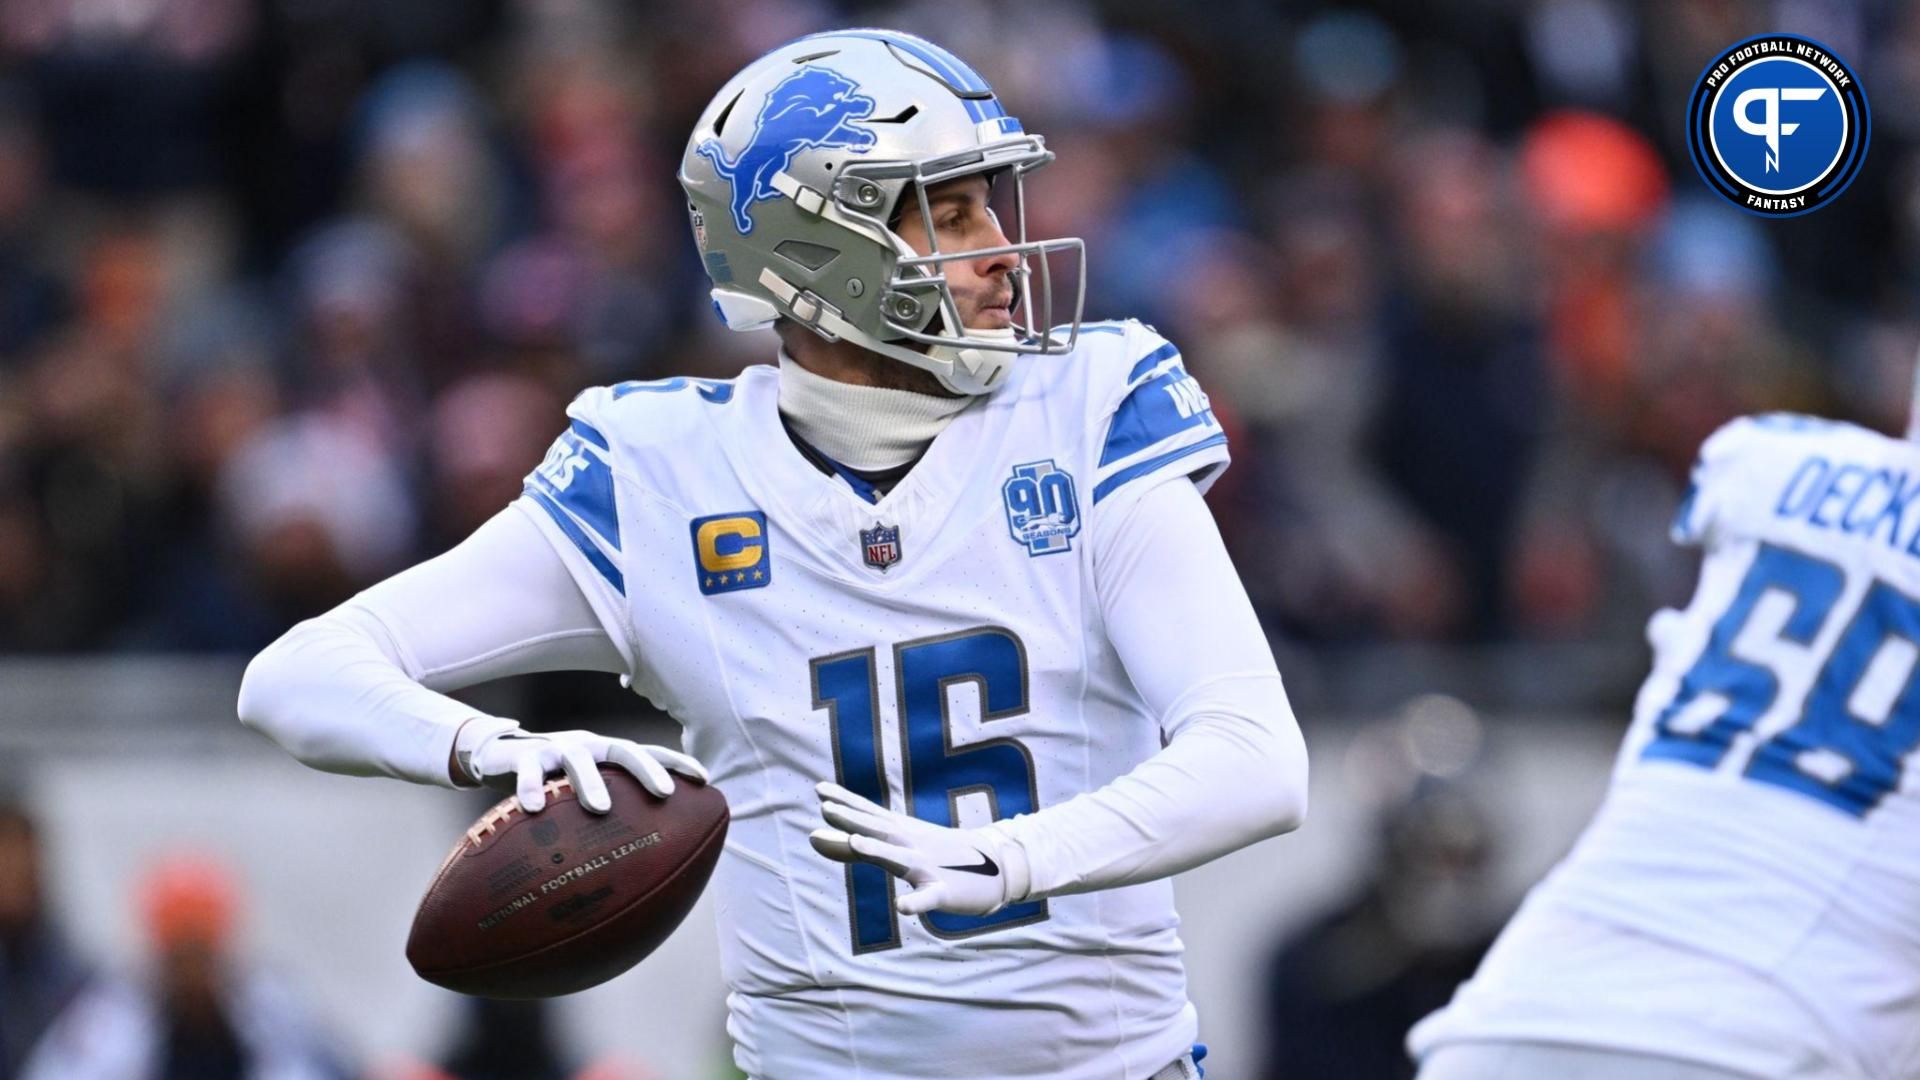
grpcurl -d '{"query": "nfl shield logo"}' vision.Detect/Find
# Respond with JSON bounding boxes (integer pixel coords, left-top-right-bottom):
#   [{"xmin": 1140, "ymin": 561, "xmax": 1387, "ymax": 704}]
[{"xmin": 860, "ymin": 521, "xmax": 902, "ymax": 573}]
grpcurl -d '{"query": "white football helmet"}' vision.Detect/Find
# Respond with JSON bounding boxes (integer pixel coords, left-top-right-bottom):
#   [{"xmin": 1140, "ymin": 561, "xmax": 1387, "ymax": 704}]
[{"xmin": 678, "ymin": 28, "xmax": 1085, "ymax": 395}]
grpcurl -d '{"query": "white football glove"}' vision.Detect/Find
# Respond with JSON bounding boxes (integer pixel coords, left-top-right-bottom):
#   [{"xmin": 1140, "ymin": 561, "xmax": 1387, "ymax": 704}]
[
  {"xmin": 808, "ymin": 781, "xmax": 1031, "ymax": 917},
  {"xmin": 457, "ymin": 719, "xmax": 707, "ymax": 814}
]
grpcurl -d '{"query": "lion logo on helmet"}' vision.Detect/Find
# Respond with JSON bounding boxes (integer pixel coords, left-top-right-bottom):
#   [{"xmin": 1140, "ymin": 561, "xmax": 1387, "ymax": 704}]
[{"xmin": 695, "ymin": 66, "xmax": 879, "ymax": 235}]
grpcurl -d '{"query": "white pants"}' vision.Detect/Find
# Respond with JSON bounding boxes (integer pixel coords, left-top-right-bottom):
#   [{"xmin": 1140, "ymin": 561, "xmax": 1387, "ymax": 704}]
[
  {"xmin": 1148, "ymin": 1051, "xmax": 1201, "ymax": 1080},
  {"xmin": 1417, "ymin": 1042, "xmax": 1759, "ymax": 1080}
]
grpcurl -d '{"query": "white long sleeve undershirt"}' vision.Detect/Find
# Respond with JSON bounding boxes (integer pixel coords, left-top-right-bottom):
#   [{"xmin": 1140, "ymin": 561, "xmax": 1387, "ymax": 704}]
[
  {"xmin": 237, "ymin": 478, "xmax": 1307, "ymax": 899},
  {"xmin": 986, "ymin": 478, "xmax": 1306, "ymax": 898},
  {"xmin": 236, "ymin": 506, "xmax": 624, "ymax": 787}
]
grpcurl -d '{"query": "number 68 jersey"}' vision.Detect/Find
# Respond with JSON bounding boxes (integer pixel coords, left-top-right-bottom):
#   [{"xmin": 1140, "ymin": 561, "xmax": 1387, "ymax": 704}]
[
  {"xmin": 518, "ymin": 322, "xmax": 1228, "ymax": 1080},
  {"xmin": 1415, "ymin": 415, "xmax": 1920, "ymax": 1080}
]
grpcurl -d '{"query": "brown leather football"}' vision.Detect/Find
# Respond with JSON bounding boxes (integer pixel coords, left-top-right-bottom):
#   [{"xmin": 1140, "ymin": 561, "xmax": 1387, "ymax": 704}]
[{"xmin": 407, "ymin": 764, "xmax": 728, "ymax": 998}]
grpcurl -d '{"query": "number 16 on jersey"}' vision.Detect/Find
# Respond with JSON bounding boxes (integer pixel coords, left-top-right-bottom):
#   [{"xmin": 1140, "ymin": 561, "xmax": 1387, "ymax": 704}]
[{"xmin": 811, "ymin": 627, "xmax": 1049, "ymax": 952}]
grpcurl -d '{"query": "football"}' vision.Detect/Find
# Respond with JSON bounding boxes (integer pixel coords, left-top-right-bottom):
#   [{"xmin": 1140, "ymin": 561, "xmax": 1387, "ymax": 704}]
[{"xmin": 407, "ymin": 765, "xmax": 728, "ymax": 998}]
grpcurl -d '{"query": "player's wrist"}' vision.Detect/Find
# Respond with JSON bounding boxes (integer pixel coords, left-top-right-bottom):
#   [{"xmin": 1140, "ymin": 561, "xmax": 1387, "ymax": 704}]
[
  {"xmin": 450, "ymin": 716, "xmax": 524, "ymax": 786},
  {"xmin": 979, "ymin": 822, "xmax": 1034, "ymax": 905}
]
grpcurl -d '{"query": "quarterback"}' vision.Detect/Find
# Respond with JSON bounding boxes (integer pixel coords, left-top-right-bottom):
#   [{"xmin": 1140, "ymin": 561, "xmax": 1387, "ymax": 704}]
[
  {"xmin": 1410, "ymin": 412, "xmax": 1920, "ymax": 1079},
  {"xmin": 238, "ymin": 29, "xmax": 1308, "ymax": 1080}
]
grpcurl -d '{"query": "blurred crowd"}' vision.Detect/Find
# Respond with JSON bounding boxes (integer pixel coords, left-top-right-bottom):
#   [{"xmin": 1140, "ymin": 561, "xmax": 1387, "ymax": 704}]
[
  {"xmin": 0, "ymin": 796, "xmax": 703, "ymax": 1080},
  {"xmin": 1, "ymin": 0, "xmax": 1917, "ymax": 655}
]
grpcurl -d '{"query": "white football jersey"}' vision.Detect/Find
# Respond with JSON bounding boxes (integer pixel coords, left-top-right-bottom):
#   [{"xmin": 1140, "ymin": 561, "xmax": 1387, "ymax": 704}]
[
  {"xmin": 1413, "ymin": 415, "xmax": 1920, "ymax": 1080},
  {"xmin": 518, "ymin": 321, "xmax": 1227, "ymax": 1080}
]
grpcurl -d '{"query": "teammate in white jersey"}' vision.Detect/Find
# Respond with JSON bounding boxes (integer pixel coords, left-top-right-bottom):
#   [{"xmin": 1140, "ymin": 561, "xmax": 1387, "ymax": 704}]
[
  {"xmin": 237, "ymin": 29, "xmax": 1308, "ymax": 1080},
  {"xmin": 1409, "ymin": 411, "xmax": 1920, "ymax": 1080}
]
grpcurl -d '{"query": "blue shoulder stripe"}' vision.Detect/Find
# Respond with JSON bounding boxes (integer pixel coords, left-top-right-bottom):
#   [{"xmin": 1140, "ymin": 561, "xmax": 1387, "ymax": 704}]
[
  {"xmin": 1092, "ymin": 433, "xmax": 1228, "ymax": 505},
  {"xmin": 569, "ymin": 418, "xmax": 609, "ymax": 452},
  {"xmin": 527, "ymin": 431, "xmax": 621, "ymax": 553},
  {"xmin": 1101, "ymin": 362, "xmax": 1216, "ymax": 465},
  {"xmin": 1127, "ymin": 341, "xmax": 1180, "ymax": 382},
  {"xmin": 526, "ymin": 487, "xmax": 626, "ymax": 595}
]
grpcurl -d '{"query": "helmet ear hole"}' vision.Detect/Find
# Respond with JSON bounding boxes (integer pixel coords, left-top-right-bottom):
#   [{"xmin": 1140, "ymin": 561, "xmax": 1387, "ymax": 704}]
[{"xmin": 774, "ymin": 240, "xmax": 840, "ymax": 272}]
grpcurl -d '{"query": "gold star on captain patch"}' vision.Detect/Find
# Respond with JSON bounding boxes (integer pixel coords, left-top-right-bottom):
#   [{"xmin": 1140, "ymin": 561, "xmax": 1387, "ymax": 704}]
[
  {"xmin": 704, "ymin": 576, "xmax": 715, "ymax": 588},
  {"xmin": 735, "ymin": 571, "xmax": 748, "ymax": 583},
  {"xmin": 752, "ymin": 569, "xmax": 764, "ymax": 580}
]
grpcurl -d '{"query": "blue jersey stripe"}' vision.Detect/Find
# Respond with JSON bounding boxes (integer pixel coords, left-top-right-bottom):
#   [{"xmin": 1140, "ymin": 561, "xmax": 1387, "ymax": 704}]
[
  {"xmin": 569, "ymin": 418, "xmax": 609, "ymax": 451},
  {"xmin": 1092, "ymin": 433, "xmax": 1229, "ymax": 505},
  {"xmin": 1127, "ymin": 341, "xmax": 1180, "ymax": 382},
  {"xmin": 1100, "ymin": 364, "xmax": 1215, "ymax": 466},
  {"xmin": 526, "ymin": 488, "xmax": 626, "ymax": 595},
  {"xmin": 528, "ymin": 433, "xmax": 622, "ymax": 552}
]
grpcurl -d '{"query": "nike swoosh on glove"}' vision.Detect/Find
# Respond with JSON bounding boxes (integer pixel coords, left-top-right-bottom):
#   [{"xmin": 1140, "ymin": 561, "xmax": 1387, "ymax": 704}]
[
  {"xmin": 461, "ymin": 721, "xmax": 708, "ymax": 814},
  {"xmin": 807, "ymin": 781, "xmax": 1031, "ymax": 917}
]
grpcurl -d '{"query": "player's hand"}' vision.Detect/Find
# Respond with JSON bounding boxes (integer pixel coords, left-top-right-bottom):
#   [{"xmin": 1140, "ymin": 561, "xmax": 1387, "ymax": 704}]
[
  {"xmin": 463, "ymin": 724, "xmax": 708, "ymax": 814},
  {"xmin": 808, "ymin": 781, "xmax": 1026, "ymax": 917}
]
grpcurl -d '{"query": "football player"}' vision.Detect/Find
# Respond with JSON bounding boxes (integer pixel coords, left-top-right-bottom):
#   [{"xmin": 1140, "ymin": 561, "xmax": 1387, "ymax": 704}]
[
  {"xmin": 238, "ymin": 29, "xmax": 1307, "ymax": 1080},
  {"xmin": 1408, "ymin": 410, "xmax": 1920, "ymax": 1079}
]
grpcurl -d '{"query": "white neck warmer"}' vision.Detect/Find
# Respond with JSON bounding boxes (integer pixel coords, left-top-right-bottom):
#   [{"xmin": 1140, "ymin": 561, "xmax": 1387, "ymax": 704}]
[{"xmin": 777, "ymin": 352, "xmax": 972, "ymax": 471}]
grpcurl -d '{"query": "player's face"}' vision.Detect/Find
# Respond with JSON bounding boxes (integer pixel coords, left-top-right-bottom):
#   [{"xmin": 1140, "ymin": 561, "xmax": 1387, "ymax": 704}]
[{"xmin": 894, "ymin": 175, "xmax": 1019, "ymax": 331}]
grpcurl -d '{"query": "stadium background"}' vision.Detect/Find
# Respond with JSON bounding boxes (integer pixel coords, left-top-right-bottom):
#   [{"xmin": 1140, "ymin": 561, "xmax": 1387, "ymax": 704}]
[{"xmin": 0, "ymin": 0, "xmax": 1910, "ymax": 1077}]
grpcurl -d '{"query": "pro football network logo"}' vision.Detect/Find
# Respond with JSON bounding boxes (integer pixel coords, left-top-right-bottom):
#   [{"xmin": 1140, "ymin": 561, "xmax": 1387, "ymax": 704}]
[
  {"xmin": 694, "ymin": 66, "xmax": 878, "ymax": 235},
  {"xmin": 1003, "ymin": 460, "xmax": 1080, "ymax": 557},
  {"xmin": 1687, "ymin": 34, "xmax": 1868, "ymax": 217},
  {"xmin": 860, "ymin": 521, "xmax": 901, "ymax": 573}
]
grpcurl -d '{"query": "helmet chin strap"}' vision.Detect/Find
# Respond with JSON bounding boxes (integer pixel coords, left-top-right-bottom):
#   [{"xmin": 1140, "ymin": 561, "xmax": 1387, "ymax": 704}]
[
  {"xmin": 757, "ymin": 267, "xmax": 1019, "ymax": 395},
  {"xmin": 849, "ymin": 323, "xmax": 1018, "ymax": 396},
  {"xmin": 936, "ymin": 327, "xmax": 1020, "ymax": 392}
]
